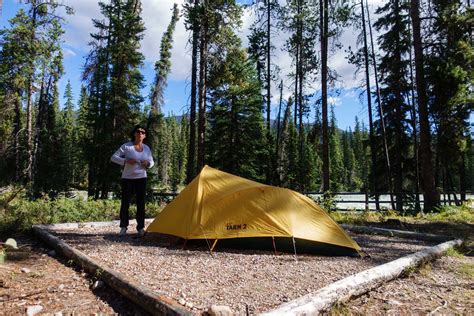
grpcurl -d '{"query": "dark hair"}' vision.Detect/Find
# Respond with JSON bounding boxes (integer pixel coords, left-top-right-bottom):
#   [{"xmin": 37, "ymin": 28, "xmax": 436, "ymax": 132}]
[{"xmin": 130, "ymin": 124, "xmax": 147, "ymax": 142}]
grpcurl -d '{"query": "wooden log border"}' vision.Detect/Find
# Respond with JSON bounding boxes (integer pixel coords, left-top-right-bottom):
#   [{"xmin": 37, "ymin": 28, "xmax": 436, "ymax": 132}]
[
  {"xmin": 31, "ymin": 224, "xmax": 192, "ymax": 316},
  {"xmin": 341, "ymin": 224, "xmax": 452, "ymax": 242},
  {"xmin": 263, "ymin": 238, "xmax": 463, "ymax": 315}
]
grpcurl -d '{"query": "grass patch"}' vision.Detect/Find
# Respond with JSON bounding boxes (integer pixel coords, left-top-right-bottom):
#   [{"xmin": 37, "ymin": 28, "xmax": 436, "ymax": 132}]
[
  {"xmin": 457, "ymin": 263, "xmax": 474, "ymax": 278},
  {"xmin": 0, "ymin": 186, "xmax": 165, "ymax": 235},
  {"xmin": 445, "ymin": 247, "xmax": 464, "ymax": 258}
]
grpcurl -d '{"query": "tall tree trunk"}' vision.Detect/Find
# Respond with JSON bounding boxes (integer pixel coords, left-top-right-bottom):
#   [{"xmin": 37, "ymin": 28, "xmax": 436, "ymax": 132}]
[
  {"xmin": 265, "ymin": 0, "xmax": 272, "ymax": 184},
  {"xmin": 365, "ymin": 0, "xmax": 395, "ymax": 209},
  {"xmin": 361, "ymin": 0, "xmax": 380, "ymax": 210},
  {"xmin": 410, "ymin": 0, "xmax": 439, "ymax": 211},
  {"xmin": 266, "ymin": 0, "xmax": 271, "ymax": 132},
  {"xmin": 26, "ymin": 79, "xmax": 34, "ymax": 182},
  {"xmin": 408, "ymin": 45, "xmax": 421, "ymax": 212},
  {"xmin": 197, "ymin": 1, "xmax": 208, "ymax": 171},
  {"xmin": 459, "ymin": 155, "xmax": 466, "ymax": 202},
  {"xmin": 186, "ymin": 0, "xmax": 200, "ymax": 183},
  {"xmin": 275, "ymin": 80, "xmax": 283, "ymax": 185},
  {"xmin": 320, "ymin": 0, "xmax": 330, "ymax": 193},
  {"xmin": 14, "ymin": 95, "xmax": 22, "ymax": 181}
]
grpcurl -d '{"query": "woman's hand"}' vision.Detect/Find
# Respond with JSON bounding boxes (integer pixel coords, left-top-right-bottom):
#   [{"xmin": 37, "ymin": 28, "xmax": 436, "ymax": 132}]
[
  {"xmin": 140, "ymin": 160, "xmax": 150, "ymax": 168},
  {"xmin": 126, "ymin": 159, "xmax": 138, "ymax": 165}
]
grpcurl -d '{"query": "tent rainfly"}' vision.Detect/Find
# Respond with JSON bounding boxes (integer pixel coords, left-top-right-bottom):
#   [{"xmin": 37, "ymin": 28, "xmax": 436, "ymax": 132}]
[{"xmin": 146, "ymin": 165, "xmax": 361, "ymax": 254}]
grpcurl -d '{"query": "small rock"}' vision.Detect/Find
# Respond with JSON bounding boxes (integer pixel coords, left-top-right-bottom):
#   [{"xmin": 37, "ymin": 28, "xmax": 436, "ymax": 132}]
[
  {"xmin": 92, "ymin": 280, "xmax": 104, "ymax": 290},
  {"xmin": 48, "ymin": 250, "xmax": 56, "ymax": 256},
  {"xmin": 58, "ymin": 284, "xmax": 65, "ymax": 291},
  {"xmin": 208, "ymin": 305, "xmax": 233, "ymax": 316},
  {"xmin": 68, "ymin": 292, "xmax": 73, "ymax": 297},
  {"xmin": 178, "ymin": 298, "xmax": 186, "ymax": 306},
  {"xmin": 21, "ymin": 268, "xmax": 31, "ymax": 274},
  {"xmin": 185, "ymin": 302, "xmax": 194, "ymax": 309},
  {"xmin": 54, "ymin": 312, "xmax": 63, "ymax": 316},
  {"xmin": 26, "ymin": 305, "xmax": 43, "ymax": 316}
]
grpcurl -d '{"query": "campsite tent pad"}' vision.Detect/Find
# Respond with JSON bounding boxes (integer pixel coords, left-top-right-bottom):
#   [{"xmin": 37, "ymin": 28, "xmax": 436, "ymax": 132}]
[{"xmin": 147, "ymin": 166, "xmax": 361, "ymax": 255}]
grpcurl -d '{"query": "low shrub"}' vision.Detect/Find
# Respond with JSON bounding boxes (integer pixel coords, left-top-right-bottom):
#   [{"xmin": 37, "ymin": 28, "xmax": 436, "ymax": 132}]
[{"xmin": 0, "ymin": 187, "xmax": 165, "ymax": 234}]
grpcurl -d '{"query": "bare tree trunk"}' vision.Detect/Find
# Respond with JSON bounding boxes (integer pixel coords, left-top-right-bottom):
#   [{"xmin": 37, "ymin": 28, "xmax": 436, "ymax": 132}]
[
  {"xmin": 408, "ymin": 45, "xmax": 421, "ymax": 212},
  {"xmin": 360, "ymin": 0, "xmax": 380, "ymax": 210},
  {"xmin": 320, "ymin": 0, "xmax": 330, "ymax": 192},
  {"xmin": 275, "ymin": 80, "xmax": 283, "ymax": 185},
  {"xmin": 266, "ymin": 0, "xmax": 271, "ymax": 132},
  {"xmin": 26, "ymin": 79, "xmax": 34, "ymax": 182},
  {"xmin": 266, "ymin": 0, "xmax": 272, "ymax": 184},
  {"xmin": 197, "ymin": 1, "xmax": 208, "ymax": 171},
  {"xmin": 410, "ymin": 0, "xmax": 439, "ymax": 211},
  {"xmin": 365, "ymin": 0, "xmax": 395, "ymax": 210},
  {"xmin": 13, "ymin": 95, "xmax": 22, "ymax": 181},
  {"xmin": 186, "ymin": 0, "xmax": 199, "ymax": 183},
  {"xmin": 459, "ymin": 155, "xmax": 466, "ymax": 202}
]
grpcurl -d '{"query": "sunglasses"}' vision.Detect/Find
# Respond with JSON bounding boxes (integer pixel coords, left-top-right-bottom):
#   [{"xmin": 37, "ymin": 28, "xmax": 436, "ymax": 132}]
[{"xmin": 135, "ymin": 130, "xmax": 146, "ymax": 135}]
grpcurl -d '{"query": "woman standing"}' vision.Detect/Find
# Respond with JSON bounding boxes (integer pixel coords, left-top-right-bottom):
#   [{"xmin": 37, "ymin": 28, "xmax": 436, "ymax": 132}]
[{"xmin": 111, "ymin": 125, "xmax": 154, "ymax": 237}]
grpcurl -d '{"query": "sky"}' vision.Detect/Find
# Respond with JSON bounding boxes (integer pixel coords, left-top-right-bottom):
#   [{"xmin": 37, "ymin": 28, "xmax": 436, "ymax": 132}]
[{"xmin": 3, "ymin": 0, "xmax": 469, "ymax": 132}]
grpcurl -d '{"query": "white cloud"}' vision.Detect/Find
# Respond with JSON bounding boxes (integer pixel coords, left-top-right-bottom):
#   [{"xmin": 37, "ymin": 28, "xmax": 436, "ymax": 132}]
[
  {"xmin": 328, "ymin": 96, "xmax": 342, "ymax": 107},
  {"xmin": 62, "ymin": 47, "xmax": 76, "ymax": 58}
]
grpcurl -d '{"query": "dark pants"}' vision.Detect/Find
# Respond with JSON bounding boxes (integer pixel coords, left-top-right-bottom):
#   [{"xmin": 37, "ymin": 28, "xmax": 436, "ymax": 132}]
[{"xmin": 120, "ymin": 178, "xmax": 147, "ymax": 231}]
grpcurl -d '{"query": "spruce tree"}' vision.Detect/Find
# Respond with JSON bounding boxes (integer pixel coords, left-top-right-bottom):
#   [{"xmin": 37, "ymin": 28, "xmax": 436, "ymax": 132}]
[
  {"xmin": 374, "ymin": 0, "xmax": 413, "ymax": 212},
  {"xmin": 207, "ymin": 47, "xmax": 267, "ymax": 181},
  {"xmin": 83, "ymin": 0, "xmax": 145, "ymax": 198}
]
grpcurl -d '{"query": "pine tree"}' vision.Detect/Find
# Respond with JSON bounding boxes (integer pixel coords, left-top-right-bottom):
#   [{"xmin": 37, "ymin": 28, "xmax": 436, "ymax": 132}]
[
  {"xmin": 147, "ymin": 3, "xmax": 180, "ymax": 190},
  {"xmin": 83, "ymin": 0, "xmax": 145, "ymax": 198},
  {"xmin": 57, "ymin": 80, "xmax": 76, "ymax": 188},
  {"xmin": 374, "ymin": 0, "xmax": 413, "ymax": 212},
  {"xmin": 0, "ymin": 10, "xmax": 32, "ymax": 183},
  {"xmin": 207, "ymin": 47, "xmax": 267, "ymax": 181},
  {"xmin": 410, "ymin": 0, "xmax": 439, "ymax": 210},
  {"xmin": 427, "ymin": 0, "xmax": 473, "ymax": 204},
  {"xmin": 248, "ymin": 0, "xmax": 281, "ymax": 183}
]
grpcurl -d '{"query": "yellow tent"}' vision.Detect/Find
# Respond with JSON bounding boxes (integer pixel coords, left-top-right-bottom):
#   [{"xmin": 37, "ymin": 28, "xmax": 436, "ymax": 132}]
[{"xmin": 147, "ymin": 165, "xmax": 360, "ymax": 253}]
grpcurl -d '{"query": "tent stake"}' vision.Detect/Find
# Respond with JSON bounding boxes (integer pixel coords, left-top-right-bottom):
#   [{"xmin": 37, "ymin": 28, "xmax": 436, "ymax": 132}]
[
  {"xmin": 199, "ymin": 226, "xmax": 213, "ymax": 256},
  {"xmin": 182, "ymin": 239, "xmax": 187, "ymax": 250},
  {"xmin": 292, "ymin": 236, "xmax": 297, "ymax": 262},
  {"xmin": 272, "ymin": 236, "xmax": 278, "ymax": 255},
  {"xmin": 210, "ymin": 239, "xmax": 219, "ymax": 252}
]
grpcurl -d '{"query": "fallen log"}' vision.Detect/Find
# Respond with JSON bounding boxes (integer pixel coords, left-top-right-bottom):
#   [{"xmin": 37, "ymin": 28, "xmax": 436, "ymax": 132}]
[
  {"xmin": 32, "ymin": 224, "xmax": 191, "ymax": 316},
  {"xmin": 263, "ymin": 238, "xmax": 463, "ymax": 315}
]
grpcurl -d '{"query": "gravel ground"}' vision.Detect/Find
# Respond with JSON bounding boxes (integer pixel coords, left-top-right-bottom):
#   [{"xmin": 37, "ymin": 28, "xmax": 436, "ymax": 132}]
[{"xmin": 47, "ymin": 224, "xmax": 437, "ymax": 314}]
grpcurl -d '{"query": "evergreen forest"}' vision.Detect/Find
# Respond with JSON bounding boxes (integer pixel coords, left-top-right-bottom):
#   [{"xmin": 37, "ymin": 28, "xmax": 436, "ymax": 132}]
[{"xmin": 0, "ymin": 0, "xmax": 472, "ymax": 213}]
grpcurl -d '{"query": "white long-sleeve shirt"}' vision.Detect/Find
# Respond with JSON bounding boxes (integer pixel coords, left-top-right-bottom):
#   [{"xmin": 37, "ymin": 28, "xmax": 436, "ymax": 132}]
[{"xmin": 111, "ymin": 142, "xmax": 154, "ymax": 179}]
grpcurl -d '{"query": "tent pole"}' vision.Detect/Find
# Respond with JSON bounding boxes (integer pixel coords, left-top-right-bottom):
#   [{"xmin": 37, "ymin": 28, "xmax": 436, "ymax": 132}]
[
  {"xmin": 182, "ymin": 239, "xmax": 187, "ymax": 250},
  {"xmin": 210, "ymin": 239, "xmax": 219, "ymax": 252},
  {"xmin": 292, "ymin": 236, "xmax": 297, "ymax": 262},
  {"xmin": 272, "ymin": 236, "xmax": 278, "ymax": 255}
]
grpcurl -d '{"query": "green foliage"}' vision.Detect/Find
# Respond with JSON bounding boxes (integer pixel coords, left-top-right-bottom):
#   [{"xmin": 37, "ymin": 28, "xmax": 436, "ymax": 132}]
[
  {"xmin": 316, "ymin": 192, "xmax": 337, "ymax": 212},
  {"xmin": 207, "ymin": 47, "xmax": 268, "ymax": 182},
  {"xmin": 0, "ymin": 187, "xmax": 164, "ymax": 234},
  {"xmin": 457, "ymin": 263, "xmax": 474, "ymax": 278},
  {"xmin": 445, "ymin": 247, "xmax": 464, "ymax": 258},
  {"xmin": 82, "ymin": 0, "xmax": 145, "ymax": 199},
  {"xmin": 421, "ymin": 204, "xmax": 474, "ymax": 224}
]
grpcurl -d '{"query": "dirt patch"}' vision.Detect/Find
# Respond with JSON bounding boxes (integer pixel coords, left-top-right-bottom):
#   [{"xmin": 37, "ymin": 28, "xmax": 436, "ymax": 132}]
[
  {"xmin": 0, "ymin": 234, "xmax": 148, "ymax": 315},
  {"xmin": 344, "ymin": 256, "xmax": 473, "ymax": 314}
]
